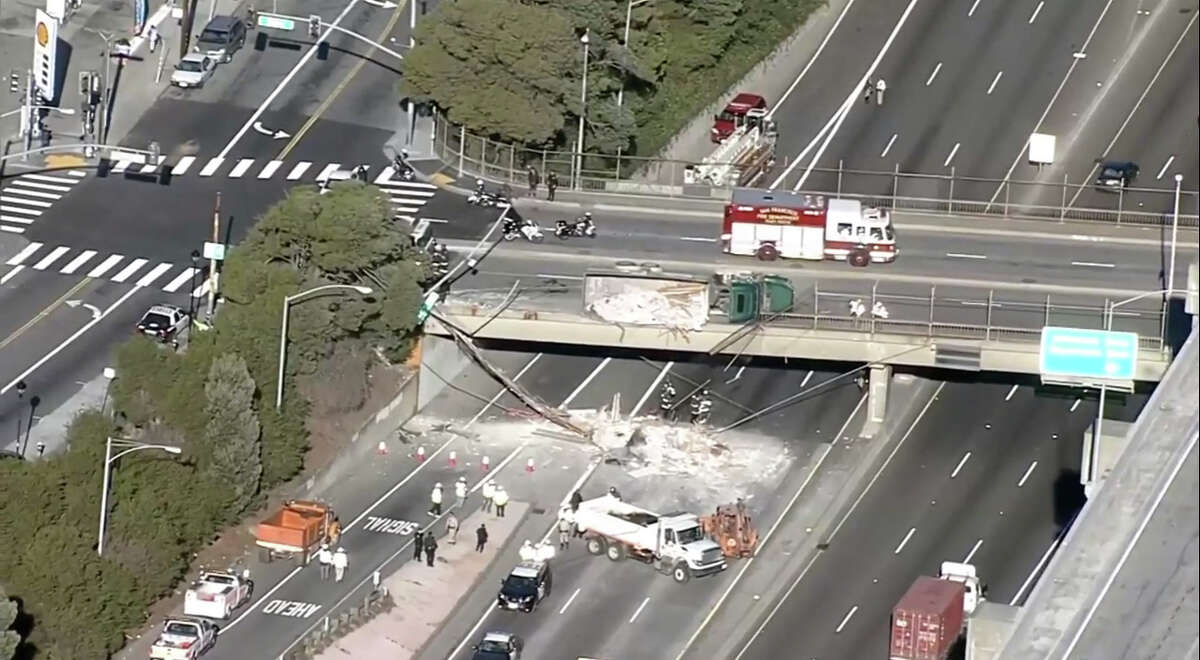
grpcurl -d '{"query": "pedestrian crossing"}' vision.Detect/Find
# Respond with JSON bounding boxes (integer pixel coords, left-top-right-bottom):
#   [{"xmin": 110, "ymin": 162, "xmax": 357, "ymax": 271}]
[
  {"xmin": 141, "ymin": 156, "xmax": 440, "ymax": 219},
  {"xmin": 1, "ymin": 170, "xmax": 87, "ymax": 235},
  {"xmin": 2, "ymin": 242, "xmax": 211, "ymax": 297}
]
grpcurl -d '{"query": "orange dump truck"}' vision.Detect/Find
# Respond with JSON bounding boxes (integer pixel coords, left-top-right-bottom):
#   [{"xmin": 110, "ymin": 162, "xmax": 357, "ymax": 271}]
[{"xmin": 255, "ymin": 500, "xmax": 334, "ymax": 566}]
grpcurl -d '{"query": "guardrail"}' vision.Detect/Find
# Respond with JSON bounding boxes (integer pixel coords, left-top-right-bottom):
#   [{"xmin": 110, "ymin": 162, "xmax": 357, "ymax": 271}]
[
  {"xmin": 280, "ymin": 587, "xmax": 394, "ymax": 659},
  {"xmin": 431, "ymin": 112, "xmax": 1199, "ymax": 228}
]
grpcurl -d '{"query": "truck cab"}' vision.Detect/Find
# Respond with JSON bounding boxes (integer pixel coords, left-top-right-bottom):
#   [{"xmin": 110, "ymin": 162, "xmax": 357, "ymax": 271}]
[
  {"xmin": 713, "ymin": 272, "xmax": 795, "ymax": 323},
  {"xmin": 940, "ymin": 561, "xmax": 984, "ymax": 616},
  {"xmin": 711, "ymin": 93, "xmax": 767, "ymax": 142}
]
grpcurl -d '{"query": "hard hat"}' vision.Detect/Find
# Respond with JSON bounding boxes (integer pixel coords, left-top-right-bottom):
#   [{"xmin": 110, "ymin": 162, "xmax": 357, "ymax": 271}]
[
  {"xmin": 321, "ymin": 543, "xmax": 328, "ymax": 550},
  {"xmin": 457, "ymin": 476, "xmax": 466, "ymax": 482},
  {"xmin": 337, "ymin": 547, "xmax": 344, "ymax": 552},
  {"xmin": 523, "ymin": 539, "xmax": 532, "ymax": 546},
  {"xmin": 608, "ymin": 486, "xmax": 618, "ymax": 494},
  {"xmin": 435, "ymin": 482, "xmax": 442, "ymax": 488}
]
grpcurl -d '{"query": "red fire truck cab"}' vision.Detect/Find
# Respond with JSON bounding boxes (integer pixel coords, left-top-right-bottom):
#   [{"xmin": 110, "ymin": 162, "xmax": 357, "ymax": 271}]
[
  {"xmin": 721, "ymin": 188, "xmax": 897, "ymax": 267},
  {"xmin": 712, "ymin": 93, "xmax": 768, "ymax": 143}
]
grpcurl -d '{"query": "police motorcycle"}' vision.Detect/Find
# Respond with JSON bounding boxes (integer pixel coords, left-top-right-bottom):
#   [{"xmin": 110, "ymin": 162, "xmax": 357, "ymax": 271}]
[
  {"xmin": 391, "ymin": 150, "xmax": 418, "ymax": 182},
  {"xmin": 468, "ymin": 179, "xmax": 510, "ymax": 208},
  {"xmin": 317, "ymin": 164, "xmax": 370, "ymax": 195},
  {"xmin": 502, "ymin": 214, "xmax": 544, "ymax": 243},
  {"xmin": 554, "ymin": 212, "xmax": 597, "ymax": 240}
]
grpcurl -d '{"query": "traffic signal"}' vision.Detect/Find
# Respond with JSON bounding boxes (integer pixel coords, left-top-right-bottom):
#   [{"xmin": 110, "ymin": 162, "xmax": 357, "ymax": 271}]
[
  {"xmin": 317, "ymin": 41, "xmax": 330, "ymax": 61},
  {"xmin": 78, "ymin": 71, "xmax": 92, "ymax": 98},
  {"xmin": 308, "ymin": 15, "xmax": 321, "ymax": 38}
]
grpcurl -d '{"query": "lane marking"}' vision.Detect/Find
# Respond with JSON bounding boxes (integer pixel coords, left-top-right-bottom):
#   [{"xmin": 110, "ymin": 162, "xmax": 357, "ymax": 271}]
[
  {"xmin": 680, "ymin": 236, "xmax": 717, "ymax": 243},
  {"xmin": 258, "ymin": 160, "xmax": 284, "ymax": 179},
  {"xmin": 689, "ymin": 392, "xmax": 870, "ymax": 660},
  {"xmin": 111, "ymin": 160, "xmax": 131, "ymax": 174},
  {"xmin": 767, "ymin": 0, "xmax": 860, "ymax": 119},
  {"xmin": 466, "ymin": 354, "xmax": 544, "ymax": 427},
  {"xmin": 1028, "ymin": 1, "xmax": 1044, "ymax": 24},
  {"xmin": 946, "ymin": 252, "xmax": 986, "ymax": 260},
  {"xmin": 23, "ymin": 174, "xmax": 78, "ymax": 185},
  {"xmin": 32, "ymin": 246, "xmax": 70, "ymax": 270},
  {"xmin": 835, "ymin": 606, "xmax": 858, "ymax": 633},
  {"xmin": 163, "ymin": 268, "xmax": 198, "ymax": 293},
  {"xmin": 1005, "ymin": 384, "xmax": 1019, "ymax": 401},
  {"xmin": 286, "ymin": 162, "xmax": 312, "ymax": 180},
  {"xmin": 1011, "ymin": 533, "xmax": 1064, "ymax": 605},
  {"xmin": 171, "ymin": 155, "xmax": 196, "ymax": 175},
  {"xmin": 1017, "ymin": 460, "xmax": 1038, "ymax": 487},
  {"xmin": 968, "ymin": 0, "xmax": 981, "ymax": 16},
  {"xmin": 894, "ymin": 527, "xmax": 916, "ymax": 554},
  {"xmin": 535, "ymin": 273, "xmax": 583, "ymax": 281},
  {"xmin": 880, "ymin": 133, "xmax": 898, "ymax": 159},
  {"xmin": 1155, "ymin": 156, "xmax": 1174, "ymax": 180},
  {"xmin": 315, "ymin": 163, "xmax": 341, "ymax": 182},
  {"xmin": 198, "ymin": 158, "xmax": 224, "ymax": 177},
  {"xmin": 963, "ymin": 539, "xmax": 983, "ymax": 563},
  {"xmin": 943, "ymin": 142, "xmax": 960, "ymax": 167},
  {"xmin": 561, "ymin": 357, "xmax": 612, "ymax": 408},
  {"xmin": 1, "ymin": 205, "xmax": 41, "ymax": 216},
  {"xmin": 0, "ymin": 277, "xmax": 91, "ymax": 350},
  {"xmin": 1062, "ymin": 434, "xmax": 1198, "ymax": 656},
  {"xmin": 110, "ymin": 258, "xmax": 148, "ymax": 283},
  {"xmin": 228, "ymin": 158, "xmax": 255, "ymax": 179},
  {"xmin": 559, "ymin": 588, "xmax": 581, "ymax": 614},
  {"xmin": 10, "ymin": 180, "xmax": 72, "ymax": 193},
  {"xmin": 725, "ymin": 365, "xmax": 747, "ymax": 384},
  {"xmin": 0, "ymin": 195, "xmax": 52, "ymax": 208},
  {"xmin": 629, "ymin": 597, "xmax": 650, "ymax": 623},
  {"xmin": 951, "ymin": 451, "xmax": 971, "ymax": 478},
  {"xmin": 1, "ymin": 284, "xmax": 141, "ymax": 395},
  {"xmin": 216, "ymin": 0, "xmax": 366, "ymax": 159},
  {"xmin": 925, "ymin": 62, "xmax": 942, "ymax": 86},
  {"xmin": 6, "ymin": 242, "xmax": 43, "ymax": 265},
  {"xmin": 987, "ymin": 70, "xmax": 1003, "ymax": 95},
  {"xmin": 136, "ymin": 262, "xmax": 174, "ymax": 288},
  {"xmin": 60, "ymin": 250, "xmax": 97, "ymax": 275},
  {"xmin": 1070, "ymin": 398, "xmax": 1082, "ymax": 413},
  {"xmin": 87, "ymin": 254, "xmax": 124, "ymax": 278},
  {"xmin": 632, "ymin": 361, "xmax": 675, "ymax": 417},
  {"xmin": 0, "ymin": 265, "xmax": 23, "ymax": 285},
  {"xmin": 1072, "ymin": 261, "xmax": 1115, "ymax": 269}
]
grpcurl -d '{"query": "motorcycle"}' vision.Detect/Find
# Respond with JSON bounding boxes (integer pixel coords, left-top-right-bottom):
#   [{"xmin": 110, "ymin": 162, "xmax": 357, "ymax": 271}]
[
  {"xmin": 392, "ymin": 155, "xmax": 417, "ymax": 182},
  {"xmin": 554, "ymin": 215, "xmax": 596, "ymax": 240},
  {"xmin": 468, "ymin": 189, "xmax": 508, "ymax": 208},
  {"xmin": 503, "ymin": 218, "xmax": 544, "ymax": 243}
]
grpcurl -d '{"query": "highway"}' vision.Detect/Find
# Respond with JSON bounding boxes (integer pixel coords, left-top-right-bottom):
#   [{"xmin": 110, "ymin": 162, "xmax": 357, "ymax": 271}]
[
  {"xmin": 760, "ymin": 0, "xmax": 1199, "ymax": 213},
  {"xmin": 731, "ymin": 378, "xmax": 1149, "ymax": 660}
]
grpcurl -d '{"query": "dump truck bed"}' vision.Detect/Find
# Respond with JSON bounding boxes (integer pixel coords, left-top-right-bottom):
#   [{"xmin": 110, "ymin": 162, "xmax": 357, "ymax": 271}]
[{"xmin": 255, "ymin": 501, "xmax": 329, "ymax": 552}]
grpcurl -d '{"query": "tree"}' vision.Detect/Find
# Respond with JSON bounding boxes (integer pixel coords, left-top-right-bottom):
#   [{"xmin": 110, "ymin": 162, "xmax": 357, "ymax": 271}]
[
  {"xmin": 203, "ymin": 354, "xmax": 262, "ymax": 518},
  {"xmin": 1, "ymin": 585, "xmax": 19, "ymax": 660},
  {"xmin": 402, "ymin": 0, "xmax": 579, "ymax": 143}
]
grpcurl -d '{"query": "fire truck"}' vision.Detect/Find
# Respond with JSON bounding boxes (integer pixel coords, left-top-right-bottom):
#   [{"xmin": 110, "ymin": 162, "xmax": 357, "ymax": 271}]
[
  {"xmin": 720, "ymin": 188, "xmax": 897, "ymax": 267},
  {"xmin": 710, "ymin": 92, "xmax": 768, "ymax": 142},
  {"xmin": 686, "ymin": 107, "xmax": 777, "ymax": 188}
]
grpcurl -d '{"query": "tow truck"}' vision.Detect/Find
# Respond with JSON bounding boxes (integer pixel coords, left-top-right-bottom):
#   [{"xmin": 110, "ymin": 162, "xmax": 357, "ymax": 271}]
[
  {"xmin": 149, "ymin": 618, "xmax": 217, "ymax": 660},
  {"xmin": 183, "ymin": 570, "xmax": 253, "ymax": 619},
  {"xmin": 720, "ymin": 188, "xmax": 897, "ymax": 266},
  {"xmin": 688, "ymin": 97, "xmax": 777, "ymax": 188}
]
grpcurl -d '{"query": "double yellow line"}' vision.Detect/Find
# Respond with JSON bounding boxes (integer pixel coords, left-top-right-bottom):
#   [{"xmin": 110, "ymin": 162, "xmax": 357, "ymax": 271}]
[{"xmin": 0, "ymin": 278, "xmax": 93, "ymax": 351}]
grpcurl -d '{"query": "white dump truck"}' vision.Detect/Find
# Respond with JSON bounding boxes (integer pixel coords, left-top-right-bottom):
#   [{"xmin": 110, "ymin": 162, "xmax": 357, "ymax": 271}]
[
  {"xmin": 573, "ymin": 495, "xmax": 727, "ymax": 583},
  {"xmin": 183, "ymin": 570, "xmax": 253, "ymax": 619},
  {"xmin": 149, "ymin": 618, "xmax": 217, "ymax": 660}
]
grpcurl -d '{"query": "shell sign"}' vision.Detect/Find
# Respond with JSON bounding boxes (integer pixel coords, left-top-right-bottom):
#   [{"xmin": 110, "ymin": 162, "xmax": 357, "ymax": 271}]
[{"xmin": 33, "ymin": 9, "xmax": 59, "ymax": 100}]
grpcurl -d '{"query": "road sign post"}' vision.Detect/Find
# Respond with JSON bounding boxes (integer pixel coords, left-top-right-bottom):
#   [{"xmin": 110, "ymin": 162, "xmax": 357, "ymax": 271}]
[{"xmin": 1038, "ymin": 326, "xmax": 1138, "ymax": 392}]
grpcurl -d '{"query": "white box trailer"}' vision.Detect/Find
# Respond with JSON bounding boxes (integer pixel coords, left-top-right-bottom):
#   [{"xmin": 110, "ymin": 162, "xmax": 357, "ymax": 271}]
[{"xmin": 574, "ymin": 495, "xmax": 727, "ymax": 583}]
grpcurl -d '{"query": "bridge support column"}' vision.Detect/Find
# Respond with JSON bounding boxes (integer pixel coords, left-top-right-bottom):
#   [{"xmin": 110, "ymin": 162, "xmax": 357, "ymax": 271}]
[{"xmin": 860, "ymin": 364, "xmax": 892, "ymax": 438}]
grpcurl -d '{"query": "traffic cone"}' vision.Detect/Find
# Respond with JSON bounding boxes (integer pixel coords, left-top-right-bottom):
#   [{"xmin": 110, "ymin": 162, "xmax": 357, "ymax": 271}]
[
  {"xmin": 448, "ymin": 451, "xmax": 457, "ymax": 468},
  {"xmin": 416, "ymin": 445, "xmax": 426, "ymax": 462},
  {"xmin": 377, "ymin": 441, "xmax": 387, "ymax": 455},
  {"xmin": 525, "ymin": 457, "xmax": 535, "ymax": 473},
  {"xmin": 481, "ymin": 456, "xmax": 491, "ymax": 472}
]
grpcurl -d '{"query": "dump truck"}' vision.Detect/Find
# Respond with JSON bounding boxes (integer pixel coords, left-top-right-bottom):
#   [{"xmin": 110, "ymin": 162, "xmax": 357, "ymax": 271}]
[
  {"xmin": 183, "ymin": 570, "xmax": 253, "ymax": 619},
  {"xmin": 574, "ymin": 494, "xmax": 727, "ymax": 583},
  {"xmin": 149, "ymin": 618, "xmax": 217, "ymax": 660},
  {"xmin": 254, "ymin": 500, "xmax": 335, "ymax": 566},
  {"xmin": 582, "ymin": 268, "xmax": 794, "ymax": 330},
  {"xmin": 890, "ymin": 562, "xmax": 985, "ymax": 660}
]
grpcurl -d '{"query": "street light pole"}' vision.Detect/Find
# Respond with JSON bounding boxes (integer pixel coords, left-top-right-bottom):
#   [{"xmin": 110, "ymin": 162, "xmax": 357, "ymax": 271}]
[
  {"xmin": 98, "ymin": 437, "xmax": 182, "ymax": 556},
  {"xmin": 575, "ymin": 29, "xmax": 590, "ymax": 191},
  {"xmin": 275, "ymin": 284, "xmax": 374, "ymax": 410},
  {"xmin": 616, "ymin": 0, "xmax": 650, "ymax": 110},
  {"xmin": 1168, "ymin": 173, "xmax": 1183, "ymax": 296}
]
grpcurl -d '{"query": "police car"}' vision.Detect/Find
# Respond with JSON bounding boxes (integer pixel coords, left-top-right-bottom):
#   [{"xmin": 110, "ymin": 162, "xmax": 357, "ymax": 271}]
[
  {"xmin": 136, "ymin": 304, "xmax": 190, "ymax": 347},
  {"xmin": 496, "ymin": 560, "xmax": 552, "ymax": 613},
  {"xmin": 470, "ymin": 631, "xmax": 524, "ymax": 660}
]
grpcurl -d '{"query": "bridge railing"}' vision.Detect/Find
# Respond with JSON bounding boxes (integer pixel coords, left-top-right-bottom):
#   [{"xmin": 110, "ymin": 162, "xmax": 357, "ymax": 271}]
[{"xmin": 431, "ymin": 111, "xmax": 1199, "ymax": 228}]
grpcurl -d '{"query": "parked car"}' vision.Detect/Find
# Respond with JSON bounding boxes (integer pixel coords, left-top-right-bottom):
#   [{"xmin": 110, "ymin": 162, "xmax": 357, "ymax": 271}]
[
  {"xmin": 171, "ymin": 53, "xmax": 217, "ymax": 88},
  {"xmin": 194, "ymin": 15, "xmax": 245, "ymax": 63},
  {"xmin": 136, "ymin": 304, "xmax": 189, "ymax": 347}
]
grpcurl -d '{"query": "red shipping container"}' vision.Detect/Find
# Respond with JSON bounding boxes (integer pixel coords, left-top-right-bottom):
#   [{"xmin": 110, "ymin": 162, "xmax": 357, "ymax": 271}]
[{"xmin": 890, "ymin": 576, "xmax": 965, "ymax": 660}]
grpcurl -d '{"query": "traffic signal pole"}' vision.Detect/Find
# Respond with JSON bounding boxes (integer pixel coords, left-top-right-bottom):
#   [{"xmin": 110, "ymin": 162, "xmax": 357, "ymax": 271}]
[{"xmin": 254, "ymin": 11, "xmax": 408, "ymax": 63}]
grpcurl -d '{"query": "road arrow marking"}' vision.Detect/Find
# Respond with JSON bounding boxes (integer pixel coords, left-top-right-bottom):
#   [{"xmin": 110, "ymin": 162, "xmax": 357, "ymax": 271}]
[
  {"xmin": 252, "ymin": 121, "xmax": 292, "ymax": 140},
  {"xmin": 65, "ymin": 299, "xmax": 102, "ymax": 320},
  {"xmin": 364, "ymin": 0, "xmax": 398, "ymax": 7}
]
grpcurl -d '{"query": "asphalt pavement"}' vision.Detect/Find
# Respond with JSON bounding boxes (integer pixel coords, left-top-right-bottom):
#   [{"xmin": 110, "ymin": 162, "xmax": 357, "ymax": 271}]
[{"xmin": 732, "ymin": 378, "xmax": 1149, "ymax": 660}]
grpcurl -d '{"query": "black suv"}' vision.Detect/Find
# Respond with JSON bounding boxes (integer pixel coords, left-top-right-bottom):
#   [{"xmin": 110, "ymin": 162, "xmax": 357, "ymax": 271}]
[
  {"xmin": 1095, "ymin": 161, "xmax": 1139, "ymax": 190},
  {"xmin": 496, "ymin": 561, "xmax": 552, "ymax": 613},
  {"xmin": 195, "ymin": 15, "xmax": 246, "ymax": 63}
]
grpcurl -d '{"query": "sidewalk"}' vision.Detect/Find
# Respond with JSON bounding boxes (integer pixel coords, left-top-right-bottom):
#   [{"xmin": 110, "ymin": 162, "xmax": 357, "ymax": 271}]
[{"xmin": 315, "ymin": 502, "xmax": 531, "ymax": 659}]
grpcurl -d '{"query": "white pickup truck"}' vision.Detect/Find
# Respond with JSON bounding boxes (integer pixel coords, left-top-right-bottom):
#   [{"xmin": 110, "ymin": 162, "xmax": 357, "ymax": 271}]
[
  {"xmin": 574, "ymin": 495, "xmax": 727, "ymax": 583},
  {"xmin": 183, "ymin": 571, "xmax": 253, "ymax": 619},
  {"xmin": 149, "ymin": 618, "xmax": 217, "ymax": 660}
]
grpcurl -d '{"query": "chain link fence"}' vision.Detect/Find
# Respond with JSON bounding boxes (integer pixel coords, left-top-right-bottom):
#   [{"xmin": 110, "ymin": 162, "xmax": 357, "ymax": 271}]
[{"xmin": 431, "ymin": 111, "xmax": 1199, "ymax": 228}]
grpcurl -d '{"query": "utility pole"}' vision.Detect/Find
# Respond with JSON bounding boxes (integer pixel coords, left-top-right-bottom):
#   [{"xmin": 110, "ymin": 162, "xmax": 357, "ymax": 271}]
[{"xmin": 206, "ymin": 192, "xmax": 221, "ymax": 320}]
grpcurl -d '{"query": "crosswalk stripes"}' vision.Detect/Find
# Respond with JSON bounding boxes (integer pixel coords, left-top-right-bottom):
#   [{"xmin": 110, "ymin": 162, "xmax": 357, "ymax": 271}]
[
  {"xmin": 1, "ymin": 170, "xmax": 87, "ymax": 235},
  {"xmin": 3, "ymin": 242, "xmax": 206, "ymax": 296}
]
